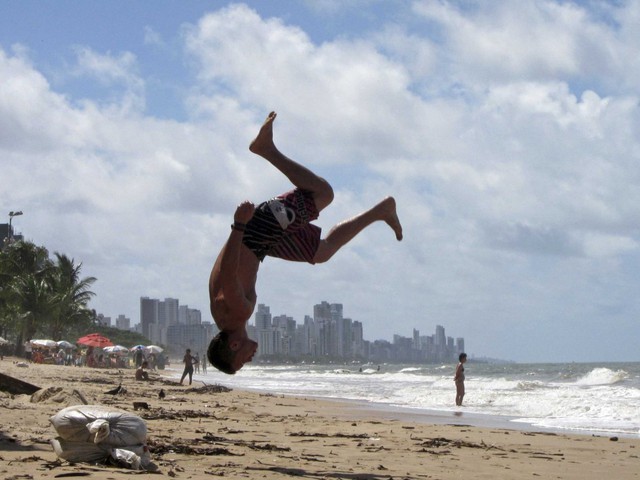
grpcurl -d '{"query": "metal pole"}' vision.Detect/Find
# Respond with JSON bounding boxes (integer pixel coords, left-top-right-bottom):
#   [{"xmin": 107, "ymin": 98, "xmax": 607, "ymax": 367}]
[{"xmin": 8, "ymin": 211, "xmax": 23, "ymax": 243}]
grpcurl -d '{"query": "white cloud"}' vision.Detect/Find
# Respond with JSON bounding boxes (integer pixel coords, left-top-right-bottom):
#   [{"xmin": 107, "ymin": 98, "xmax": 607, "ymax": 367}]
[
  {"xmin": 2, "ymin": 2, "xmax": 640, "ymax": 361},
  {"xmin": 73, "ymin": 47, "xmax": 142, "ymax": 88},
  {"xmin": 143, "ymin": 26, "xmax": 164, "ymax": 47}
]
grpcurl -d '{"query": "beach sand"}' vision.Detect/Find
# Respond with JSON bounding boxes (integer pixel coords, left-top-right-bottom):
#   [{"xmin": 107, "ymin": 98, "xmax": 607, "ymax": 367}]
[{"xmin": 1, "ymin": 357, "xmax": 638, "ymax": 480}]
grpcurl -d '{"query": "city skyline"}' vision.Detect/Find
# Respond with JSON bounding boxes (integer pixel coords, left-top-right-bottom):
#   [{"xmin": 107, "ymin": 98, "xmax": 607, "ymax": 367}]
[
  {"xmin": 105, "ymin": 296, "xmax": 466, "ymax": 364},
  {"xmin": 246, "ymin": 301, "xmax": 466, "ymax": 364}
]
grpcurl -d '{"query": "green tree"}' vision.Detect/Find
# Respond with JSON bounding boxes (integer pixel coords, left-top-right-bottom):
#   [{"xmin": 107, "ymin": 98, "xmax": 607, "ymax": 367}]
[
  {"xmin": 0, "ymin": 241, "xmax": 53, "ymax": 354},
  {"xmin": 46, "ymin": 253, "xmax": 96, "ymax": 340}
]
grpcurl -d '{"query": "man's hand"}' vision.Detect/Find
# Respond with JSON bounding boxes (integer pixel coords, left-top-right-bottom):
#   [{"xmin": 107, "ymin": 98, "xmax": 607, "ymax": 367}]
[{"xmin": 234, "ymin": 201, "xmax": 255, "ymax": 224}]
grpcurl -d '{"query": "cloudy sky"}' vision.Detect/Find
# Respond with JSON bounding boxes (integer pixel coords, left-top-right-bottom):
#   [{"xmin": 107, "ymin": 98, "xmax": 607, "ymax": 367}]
[{"xmin": 2, "ymin": 1, "xmax": 640, "ymax": 363}]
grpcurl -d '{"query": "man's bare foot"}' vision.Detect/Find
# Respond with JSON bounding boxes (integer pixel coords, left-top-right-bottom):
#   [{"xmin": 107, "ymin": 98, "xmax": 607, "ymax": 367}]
[
  {"xmin": 380, "ymin": 196, "xmax": 403, "ymax": 241},
  {"xmin": 249, "ymin": 111, "xmax": 278, "ymax": 156}
]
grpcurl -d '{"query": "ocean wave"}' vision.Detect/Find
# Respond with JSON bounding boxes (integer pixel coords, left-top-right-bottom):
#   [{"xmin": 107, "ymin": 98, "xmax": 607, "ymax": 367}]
[
  {"xmin": 516, "ymin": 380, "xmax": 546, "ymax": 391},
  {"xmin": 575, "ymin": 368, "xmax": 628, "ymax": 386}
]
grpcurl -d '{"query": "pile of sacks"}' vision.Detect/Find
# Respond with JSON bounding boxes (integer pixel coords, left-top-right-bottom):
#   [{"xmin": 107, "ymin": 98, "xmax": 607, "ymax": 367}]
[{"xmin": 50, "ymin": 405, "xmax": 151, "ymax": 470}]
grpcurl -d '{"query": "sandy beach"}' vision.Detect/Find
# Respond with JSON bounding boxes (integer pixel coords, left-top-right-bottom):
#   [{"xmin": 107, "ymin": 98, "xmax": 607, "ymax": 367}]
[{"xmin": 0, "ymin": 357, "xmax": 638, "ymax": 480}]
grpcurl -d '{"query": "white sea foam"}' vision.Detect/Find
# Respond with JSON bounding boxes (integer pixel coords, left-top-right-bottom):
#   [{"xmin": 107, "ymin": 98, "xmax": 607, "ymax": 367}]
[
  {"xmin": 184, "ymin": 362, "xmax": 640, "ymax": 437},
  {"xmin": 575, "ymin": 367, "xmax": 628, "ymax": 386}
]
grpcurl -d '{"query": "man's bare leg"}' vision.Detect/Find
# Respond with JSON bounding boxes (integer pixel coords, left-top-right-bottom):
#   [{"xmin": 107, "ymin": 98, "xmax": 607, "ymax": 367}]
[
  {"xmin": 249, "ymin": 112, "xmax": 334, "ymax": 211},
  {"xmin": 313, "ymin": 196, "xmax": 403, "ymax": 264}
]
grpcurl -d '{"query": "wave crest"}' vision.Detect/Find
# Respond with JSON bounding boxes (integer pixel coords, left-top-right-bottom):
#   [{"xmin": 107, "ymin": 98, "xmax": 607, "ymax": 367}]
[{"xmin": 576, "ymin": 368, "xmax": 628, "ymax": 386}]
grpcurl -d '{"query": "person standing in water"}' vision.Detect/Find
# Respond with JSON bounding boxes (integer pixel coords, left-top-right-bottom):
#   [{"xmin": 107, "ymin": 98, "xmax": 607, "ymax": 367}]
[{"xmin": 454, "ymin": 352, "xmax": 467, "ymax": 406}]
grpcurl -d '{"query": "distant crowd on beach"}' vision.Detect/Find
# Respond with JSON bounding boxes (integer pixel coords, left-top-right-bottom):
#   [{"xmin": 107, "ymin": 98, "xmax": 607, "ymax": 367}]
[{"xmin": 21, "ymin": 340, "xmax": 170, "ymax": 370}]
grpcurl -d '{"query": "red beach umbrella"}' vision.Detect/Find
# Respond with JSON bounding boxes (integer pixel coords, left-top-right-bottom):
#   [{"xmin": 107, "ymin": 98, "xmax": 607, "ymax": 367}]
[{"xmin": 77, "ymin": 333, "xmax": 113, "ymax": 348}]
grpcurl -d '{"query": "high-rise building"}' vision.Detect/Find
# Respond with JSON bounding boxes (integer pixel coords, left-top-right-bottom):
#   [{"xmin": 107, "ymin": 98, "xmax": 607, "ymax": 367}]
[
  {"xmin": 140, "ymin": 297, "xmax": 159, "ymax": 341},
  {"xmin": 255, "ymin": 304, "xmax": 272, "ymax": 330},
  {"xmin": 159, "ymin": 298, "xmax": 179, "ymax": 329},
  {"xmin": 96, "ymin": 313, "xmax": 111, "ymax": 327},
  {"xmin": 166, "ymin": 322, "xmax": 215, "ymax": 359},
  {"xmin": 115, "ymin": 314, "xmax": 131, "ymax": 330}
]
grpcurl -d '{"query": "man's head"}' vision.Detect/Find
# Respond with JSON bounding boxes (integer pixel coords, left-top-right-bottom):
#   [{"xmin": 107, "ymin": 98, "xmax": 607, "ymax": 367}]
[
  {"xmin": 141, "ymin": 361, "xmax": 148, "ymax": 368},
  {"xmin": 207, "ymin": 330, "xmax": 258, "ymax": 375}
]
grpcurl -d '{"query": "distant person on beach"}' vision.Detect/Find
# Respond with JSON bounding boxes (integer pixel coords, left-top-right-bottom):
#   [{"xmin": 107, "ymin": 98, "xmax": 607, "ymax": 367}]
[
  {"xmin": 454, "ymin": 352, "xmax": 467, "ymax": 406},
  {"xmin": 208, "ymin": 112, "xmax": 403, "ymax": 375},
  {"xmin": 133, "ymin": 348, "xmax": 144, "ymax": 368},
  {"xmin": 136, "ymin": 361, "xmax": 149, "ymax": 381},
  {"xmin": 24, "ymin": 340, "xmax": 32, "ymax": 362},
  {"xmin": 193, "ymin": 353, "xmax": 200, "ymax": 374},
  {"xmin": 180, "ymin": 348, "xmax": 195, "ymax": 386}
]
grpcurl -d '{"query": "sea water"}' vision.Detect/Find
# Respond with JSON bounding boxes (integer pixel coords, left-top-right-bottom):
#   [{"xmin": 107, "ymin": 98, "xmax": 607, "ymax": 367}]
[{"xmin": 182, "ymin": 361, "xmax": 640, "ymax": 438}]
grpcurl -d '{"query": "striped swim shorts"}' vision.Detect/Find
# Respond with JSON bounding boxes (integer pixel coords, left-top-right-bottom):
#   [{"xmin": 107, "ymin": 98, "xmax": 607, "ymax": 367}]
[{"xmin": 242, "ymin": 189, "xmax": 321, "ymax": 264}]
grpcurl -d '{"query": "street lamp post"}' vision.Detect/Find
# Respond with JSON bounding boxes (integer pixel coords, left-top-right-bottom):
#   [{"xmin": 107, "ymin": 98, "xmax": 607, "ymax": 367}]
[{"xmin": 8, "ymin": 211, "xmax": 23, "ymax": 243}]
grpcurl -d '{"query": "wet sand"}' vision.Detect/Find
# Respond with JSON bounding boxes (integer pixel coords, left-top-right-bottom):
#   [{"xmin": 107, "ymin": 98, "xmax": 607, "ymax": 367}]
[{"xmin": 1, "ymin": 357, "xmax": 638, "ymax": 479}]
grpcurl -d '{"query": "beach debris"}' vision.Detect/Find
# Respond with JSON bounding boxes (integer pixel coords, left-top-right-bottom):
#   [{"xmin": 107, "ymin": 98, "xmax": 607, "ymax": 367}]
[
  {"xmin": 0, "ymin": 371, "xmax": 41, "ymax": 395},
  {"xmin": 31, "ymin": 387, "xmax": 88, "ymax": 406},
  {"xmin": 139, "ymin": 407, "xmax": 219, "ymax": 421},
  {"xmin": 289, "ymin": 431, "xmax": 370, "ymax": 439},
  {"xmin": 184, "ymin": 384, "xmax": 232, "ymax": 394},
  {"xmin": 416, "ymin": 437, "xmax": 506, "ymax": 455},
  {"xmin": 133, "ymin": 402, "xmax": 150, "ymax": 411},
  {"xmin": 104, "ymin": 384, "xmax": 124, "ymax": 395},
  {"xmin": 49, "ymin": 405, "xmax": 152, "ymax": 470},
  {"xmin": 148, "ymin": 438, "xmax": 239, "ymax": 456}
]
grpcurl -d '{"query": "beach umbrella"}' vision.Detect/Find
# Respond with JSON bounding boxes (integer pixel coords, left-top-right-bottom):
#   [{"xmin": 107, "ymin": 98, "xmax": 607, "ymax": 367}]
[
  {"xmin": 31, "ymin": 339, "xmax": 57, "ymax": 348},
  {"xmin": 104, "ymin": 345, "xmax": 129, "ymax": 355},
  {"xmin": 145, "ymin": 345, "xmax": 163, "ymax": 354},
  {"xmin": 130, "ymin": 345, "xmax": 145, "ymax": 351},
  {"xmin": 77, "ymin": 333, "xmax": 113, "ymax": 348},
  {"xmin": 56, "ymin": 340, "xmax": 75, "ymax": 349}
]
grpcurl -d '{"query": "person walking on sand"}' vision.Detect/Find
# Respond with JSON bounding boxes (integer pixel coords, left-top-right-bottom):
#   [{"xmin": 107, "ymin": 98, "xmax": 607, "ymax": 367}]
[
  {"xmin": 454, "ymin": 352, "xmax": 467, "ymax": 406},
  {"xmin": 180, "ymin": 348, "xmax": 195, "ymax": 386},
  {"xmin": 208, "ymin": 111, "xmax": 403, "ymax": 375}
]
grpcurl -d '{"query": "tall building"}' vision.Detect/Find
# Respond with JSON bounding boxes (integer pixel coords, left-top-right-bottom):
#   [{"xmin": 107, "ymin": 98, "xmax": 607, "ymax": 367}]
[
  {"xmin": 140, "ymin": 297, "xmax": 159, "ymax": 341},
  {"xmin": 435, "ymin": 325, "xmax": 446, "ymax": 346},
  {"xmin": 352, "ymin": 320, "xmax": 364, "ymax": 358},
  {"xmin": 255, "ymin": 304, "xmax": 272, "ymax": 330},
  {"xmin": 159, "ymin": 298, "xmax": 179, "ymax": 329},
  {"xmin": 115, "ymin": 314, "xmax": 131, "ymax": 330},
  {"xmin": 178, "ymin": 305, "xmax": 201, "ymax": 325},
  {"xmin": 96, "ymin": 314, "xmax": 111, "ymax": 327},
  {"xmin": 0, "ymin": 223, "xmax": 24, "ymax": 248},
  {"xmin": 166, "ymin": 323, "xmax": 215, "ymax": 360}
]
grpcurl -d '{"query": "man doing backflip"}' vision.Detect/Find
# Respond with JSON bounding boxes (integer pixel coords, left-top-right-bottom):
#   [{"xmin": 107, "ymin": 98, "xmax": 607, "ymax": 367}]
[{"xmin": 208, "ymin": 112, "xmax": 403, "ymax": 374}]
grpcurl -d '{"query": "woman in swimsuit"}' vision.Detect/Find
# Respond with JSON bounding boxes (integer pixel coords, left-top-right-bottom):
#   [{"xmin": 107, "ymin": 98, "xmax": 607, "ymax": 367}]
[{"xmin": 454, "ymin": 352, "xmax": 467, "ymax": 406}]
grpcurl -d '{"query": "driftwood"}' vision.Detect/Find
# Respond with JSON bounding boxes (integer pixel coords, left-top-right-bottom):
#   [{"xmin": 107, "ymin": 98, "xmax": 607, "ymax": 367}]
[{"xmin": 0, "ymin": 371, "xmax": 41, "ymax": 395}]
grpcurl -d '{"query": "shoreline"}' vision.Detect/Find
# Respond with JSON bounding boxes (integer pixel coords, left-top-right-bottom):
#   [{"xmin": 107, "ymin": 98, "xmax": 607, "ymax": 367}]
[
  {"xmin": 1, "ymin": 358, "xmax": 639, "ymax": 479},
  {"xmin": 164, "ymin": 366, "xmax": 638, "ymax": 440}
]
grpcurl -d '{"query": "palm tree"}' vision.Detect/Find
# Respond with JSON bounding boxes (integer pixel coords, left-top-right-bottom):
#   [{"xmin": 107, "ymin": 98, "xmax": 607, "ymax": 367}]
[
  {"xmin": 47, "ymin": 253, "xmax": 96, "ymax": 340},
  {"xmin": 0, "ymin": 241, "xmax": 53, "ymax": 353}
]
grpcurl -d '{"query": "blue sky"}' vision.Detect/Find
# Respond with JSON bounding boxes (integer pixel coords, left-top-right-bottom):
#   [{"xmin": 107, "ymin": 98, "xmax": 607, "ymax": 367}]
[{"xmin": 2, "ymin": 1, "xmax": 640, "ymax": 363}]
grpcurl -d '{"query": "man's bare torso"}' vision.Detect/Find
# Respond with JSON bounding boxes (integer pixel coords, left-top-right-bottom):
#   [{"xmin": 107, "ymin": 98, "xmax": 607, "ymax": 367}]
[{"xmin": 209, "ymin": 243, "xmax": 260, "ymax": 331}]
